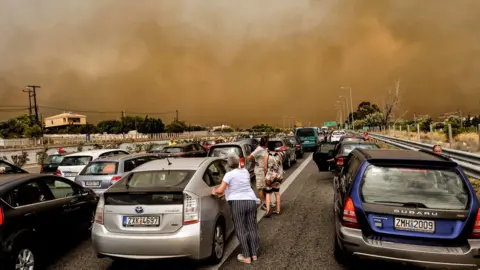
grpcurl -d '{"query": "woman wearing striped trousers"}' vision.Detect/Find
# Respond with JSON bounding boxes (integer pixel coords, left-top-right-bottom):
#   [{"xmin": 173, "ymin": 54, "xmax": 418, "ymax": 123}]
[{"xmin": 212, "ymin": 153, "xmax": 260, "ymax": 264}]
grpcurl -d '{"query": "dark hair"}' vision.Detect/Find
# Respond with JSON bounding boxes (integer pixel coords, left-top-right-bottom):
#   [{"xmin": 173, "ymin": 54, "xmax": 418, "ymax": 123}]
[{"xmin": 259, "ymin": 136, "xmax": 269, "ymax": 147}]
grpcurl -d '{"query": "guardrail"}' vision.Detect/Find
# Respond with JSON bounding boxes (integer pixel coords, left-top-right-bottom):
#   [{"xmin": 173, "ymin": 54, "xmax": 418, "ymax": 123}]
[{"xmin": 370, "ymin": 133, "xmax": 480, "ymax": 179}]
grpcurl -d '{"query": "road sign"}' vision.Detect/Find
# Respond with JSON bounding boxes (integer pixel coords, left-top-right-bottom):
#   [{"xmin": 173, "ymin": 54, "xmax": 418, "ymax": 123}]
[{"xmin": 323, "ymin": 121, "xmax": 336, "ymax": 127}]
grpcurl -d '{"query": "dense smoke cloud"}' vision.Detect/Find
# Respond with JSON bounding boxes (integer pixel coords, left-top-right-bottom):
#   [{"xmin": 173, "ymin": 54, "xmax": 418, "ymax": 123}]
[{"xmin": 1, "ymin": 0, "xmax": 479, "ymax": 126}]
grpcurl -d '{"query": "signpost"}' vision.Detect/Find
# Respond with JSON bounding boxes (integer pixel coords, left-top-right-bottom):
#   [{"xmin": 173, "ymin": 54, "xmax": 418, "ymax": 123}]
[{"xmin": 323, "ymin": 121, "xmax": 337, "ymax": 127}]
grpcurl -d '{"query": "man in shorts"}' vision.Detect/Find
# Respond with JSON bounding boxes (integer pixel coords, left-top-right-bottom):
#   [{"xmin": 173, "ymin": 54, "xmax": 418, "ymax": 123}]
[{"xmin": 248, "ymin": 136, "xmax": 269, "ymax": 209}]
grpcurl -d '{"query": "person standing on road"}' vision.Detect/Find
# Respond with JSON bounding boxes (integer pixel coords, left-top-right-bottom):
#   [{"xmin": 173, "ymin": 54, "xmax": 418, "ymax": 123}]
[
  {"xmin": 212, "ymin": 153, "xmax": 260, "ymax": 264},
  {"xmin": 168, "ymin": 137, "xmax": 177, "ymax": 146},
  {"xmin": 248, "ymin": 136, "xmax": 269, "ymax": 210},
  {"xmin": 264, "ymin": 150, "xmax": 284, "ymax": 217}
]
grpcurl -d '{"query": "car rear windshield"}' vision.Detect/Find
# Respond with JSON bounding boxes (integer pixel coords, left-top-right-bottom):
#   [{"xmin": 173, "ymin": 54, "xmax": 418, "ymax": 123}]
[
  {"xmin": 162, "ymin": 147, "xmax": 184, "ymax": 153},
  {"xmin": 296, "ymin": 128, "xmax": 315, "ymax": 137},
  {"xmin": 151, "ymin": 145, "xmax": 166, "ymax": 151},
  {"xmin": 333, "ymin": 131, "xmax": 345, "ymax": 135},
  {"xmin": 60, "ymin": 156, "xmax": 92, "ymax": 166},
  {"xmin": 267, "ymin": 141, "xmax": 283, "ymax": 151},
  {"xmin": 342, "ymin": 144, "xmax": 379, "ymax": 155},
  {"xmin": 46, "ymin": 155, "xmax": 64, "ymax": 164},
  {"xmin": 209, "ymin": 146, "xmax": 243, "ymax": 158},
  {"xmin": 122, "ymin": 170, "xmax": 195, "ymax": 188},
  {"xmin": 360, "ymin": 165, "xmax": 469, "ymax": 210},
  {"xmin": 80, "ymin": 162, "xmax": 118, "ymax": 175}
]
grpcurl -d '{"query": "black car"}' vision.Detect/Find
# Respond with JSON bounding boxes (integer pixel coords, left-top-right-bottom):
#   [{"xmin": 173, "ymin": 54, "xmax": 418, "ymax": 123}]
[
  {"xmin": 267, "ymin": 138, "xmax": 297, "ymax": 169},
  {"xmin": 285, "ymin": 135, "xmax": 304, "ymax": 158},
  {"xmin": 40, "ymin": 154, "xmax": 65, "ymax": 174},
  {"xmin": 158, "ymin": 143, "xmax": 207, "ymax": 158},
  {"xmin": 337, "ymin": 134, "xmax": 366, "ymax": 144},
  {"xmin": 238, "ymin": 138, "xmax": 259, "ymax": 152},
  {"xmin": 0, "ymin": 174, "xmax": 97, "ymax": 269},
  {"xmin": 329, "ymin": 141, "xmax": 380, "ymax": 172},
  {"xmin": 0, "ymin": 160, "xmax": 28, "ymax": 174}
]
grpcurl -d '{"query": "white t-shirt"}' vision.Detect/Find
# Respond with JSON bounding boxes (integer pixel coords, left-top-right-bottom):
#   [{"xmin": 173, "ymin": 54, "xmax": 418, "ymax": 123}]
[{"xmin": 223, "ymin": 168, "xmax": 259, "ymax": 202}]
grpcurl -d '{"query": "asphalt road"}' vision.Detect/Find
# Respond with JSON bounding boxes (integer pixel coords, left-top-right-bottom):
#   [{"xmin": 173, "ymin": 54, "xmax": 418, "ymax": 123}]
[{"xmin": 42, "ymin": 154, "xmax": 414, "ymax": 270}]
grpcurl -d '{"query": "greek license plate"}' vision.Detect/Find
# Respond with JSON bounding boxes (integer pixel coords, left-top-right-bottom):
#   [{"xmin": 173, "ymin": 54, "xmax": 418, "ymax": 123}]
[
  {"xmin": 303, "ymin": 141, "xmax": 310, "ymax": 143},
  {"xmin": 394, "ymin": 217, "xmax": 435, "ymax": 233},
  {"xmin": 84, "ymin": 181, "xmax": 101, "ymax": 187},
  {"xmin": 123, "ymin": 216, "xmax": 160, "ymax": 227},
  {"xmin": 64, "ymin": 172, "xmax": 77, "ymax": 177}
]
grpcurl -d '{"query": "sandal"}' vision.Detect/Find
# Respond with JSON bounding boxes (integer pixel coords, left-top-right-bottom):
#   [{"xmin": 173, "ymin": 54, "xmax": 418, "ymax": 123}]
[
  {"xmin": 273, "ymin": 210, "xmax": 281, "ymax": 215},
  {"xmin": 237, "ymin": 254, "xmax": 251, "ymax": 264}
]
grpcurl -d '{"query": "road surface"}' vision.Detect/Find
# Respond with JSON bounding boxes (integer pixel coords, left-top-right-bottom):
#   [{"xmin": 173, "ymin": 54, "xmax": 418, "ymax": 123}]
[{"xmin": 41, "ymin": 154, "xmax": 412, "ymax": 270}]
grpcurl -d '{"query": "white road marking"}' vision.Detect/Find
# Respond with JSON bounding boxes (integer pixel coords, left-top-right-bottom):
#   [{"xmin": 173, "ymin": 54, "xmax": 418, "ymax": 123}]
[{"xmin": 201, "ymin": 154, "xmax": 313, "ymax": 270}]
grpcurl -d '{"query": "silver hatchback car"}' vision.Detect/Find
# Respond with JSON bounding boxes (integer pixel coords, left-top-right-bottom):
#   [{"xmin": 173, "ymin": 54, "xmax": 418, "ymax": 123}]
[
  {"xmin": 92, "ymin": 157, "xmax": 235, "ymax": 263},
  {"xmin": 74, "ymin": 154, "xmax": 159, "ymax": 196}
]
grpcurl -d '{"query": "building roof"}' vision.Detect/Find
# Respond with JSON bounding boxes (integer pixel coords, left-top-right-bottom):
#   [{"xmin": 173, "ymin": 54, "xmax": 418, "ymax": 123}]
[{"xmin": 45, "ymin": 112, "xmax": 86, "ymax": 120}]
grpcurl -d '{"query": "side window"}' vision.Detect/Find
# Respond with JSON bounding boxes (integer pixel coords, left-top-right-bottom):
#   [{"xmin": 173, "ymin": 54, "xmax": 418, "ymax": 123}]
[
  {"xmin": 44, "ymin": 177, "xmax": 77, "ymax": 199},
  {"xmin": 186, "ymin": 145, "xmax": 195, "ymax": 152},
  {"xmin": 193, "ymin": 144, "xmax": 203, "ymax": 151},
  {"xmin": 123, "ymin": 160, "xmax": 136, "ymax": 172},
  {"xmin": 344, "ymin": 156, "xmax": 361, "ymax": 190},
  {"xmin": 244, "ymin": 145, "xmax": 251, "ymax": 156},
  {"xmin": 134, "ymin": 157, "xmax": 149, "ymax": 167},
  {"xmin": 204, "ymin": 161, "xmax": 226, "ymax": 186},
  {"xmin": 119, "ymin": 151, "xmax": 129, "ymax": 155},
  {"xmin": 3, "ymin": 181, "xmax": 48, "ymax": 207},
  {"xmin": 219, "ymin": 159, "xmax": 232, "ymax": 173}
]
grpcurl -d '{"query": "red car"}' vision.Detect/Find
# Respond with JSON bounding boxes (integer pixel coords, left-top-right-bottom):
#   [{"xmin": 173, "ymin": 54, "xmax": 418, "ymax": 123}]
[{"xmin": 202, "ymin": 139, "xmax": 225, "ymax": 150}]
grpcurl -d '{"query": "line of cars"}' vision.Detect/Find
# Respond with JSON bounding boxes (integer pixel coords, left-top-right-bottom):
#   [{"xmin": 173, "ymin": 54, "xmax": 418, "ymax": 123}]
[
  {"xmin": 0, "ymin": 135, "xmax": 305, "ymax": 269},
  {"xmin": 314, "ymin": 131, "xmax": 480, "ymax": 269}
]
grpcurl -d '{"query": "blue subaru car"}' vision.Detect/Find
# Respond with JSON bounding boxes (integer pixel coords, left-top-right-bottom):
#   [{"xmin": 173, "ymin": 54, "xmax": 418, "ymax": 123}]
[{"xmin": 333, "ymin": 149, "xmax": 480, "ymax": 269}]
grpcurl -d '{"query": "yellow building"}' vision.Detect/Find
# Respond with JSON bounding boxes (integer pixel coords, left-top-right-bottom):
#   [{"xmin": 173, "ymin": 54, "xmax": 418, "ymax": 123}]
[{"xmin": 44, "ymin": 112, "xmax": 87, "ymax": 128}]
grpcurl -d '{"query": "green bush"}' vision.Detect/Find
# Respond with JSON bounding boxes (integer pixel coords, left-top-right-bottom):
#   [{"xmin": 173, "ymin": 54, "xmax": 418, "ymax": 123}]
[
  {"xmin": 11, "ymin": 151, "xmax": 30, "ymax": 167},
  {"xmin": 36, "ymin": 147, "xmax": 49, "ymax": 165},
  {"xmin": 134, "ymin": 143, "xmax": 143, "ymax": 153},
  {"xmin": 143, "ymin": 143, "xmax": 157, "ymax": 153},
  {"xmin": 77, "ymin": 142, "xmax": 84, "ymax": 152}
]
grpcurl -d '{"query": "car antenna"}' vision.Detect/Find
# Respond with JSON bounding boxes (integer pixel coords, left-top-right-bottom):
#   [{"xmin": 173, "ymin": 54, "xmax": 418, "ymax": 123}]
[{"xmin": 166, "ymin": 156, "xmax": 172, "ymax": 165}]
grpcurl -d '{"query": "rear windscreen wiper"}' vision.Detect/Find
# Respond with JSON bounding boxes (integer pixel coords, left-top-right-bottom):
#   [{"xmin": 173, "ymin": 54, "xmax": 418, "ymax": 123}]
[{"xmin": 373, "ymin": 201, "xmax": 428, "ymax": 208}]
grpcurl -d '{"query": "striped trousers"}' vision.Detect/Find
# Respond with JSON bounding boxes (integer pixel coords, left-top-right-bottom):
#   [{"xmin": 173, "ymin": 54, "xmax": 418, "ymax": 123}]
[{"xmin": 229, "ymin": 200, "xmax": 260, "ymax": 258}]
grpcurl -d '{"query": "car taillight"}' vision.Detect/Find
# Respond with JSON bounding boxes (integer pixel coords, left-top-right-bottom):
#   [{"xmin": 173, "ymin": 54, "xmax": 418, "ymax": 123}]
[
  {"xmin": 342, "ymin": 197, "xmax": 359, "ymax": 228},
  {"xmin": 239, "ymin": 157, "xmax": 245, "ymax": 168},
  {"xmin": 110, "ymin": 176, "xmax": 122, "ymax": 185},
  {"xmin": 336, "ymin": 157, "xmax": 344, "ymax": 169},
  {"xmin": 184, "ymin": 192, "xmax": 199, "ymax": 225},
  {"xmin": 0, "ymin": 206, "xmax": 3, "ymax": 226},
  {"xmin": 55, "ymin": 169, "xmax": 61, "ymax": 176},
  {"xmin": 94, "ymin": 196, "xmax": 104, "ymax": 225},
  {"xmin": 279, "ymin": 146, "xmax": 287, "ymax": 151},
  {"xmin": 471, "ymin": 209, "xmax": 480, "ymax": 238},
  {"xmin": 296, "ymin": 144, "xmax": 301, "ymax": 149}
]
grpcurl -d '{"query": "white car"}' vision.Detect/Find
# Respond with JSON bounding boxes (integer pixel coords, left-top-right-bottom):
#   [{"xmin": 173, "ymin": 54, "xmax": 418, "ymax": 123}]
[
  {"xmin": 330, "ymin": 131, "xmax": 346, "ymax": 142},
  {"xmin": 56, "ymin": 149, "xmax": 129, "ymax": 181}
]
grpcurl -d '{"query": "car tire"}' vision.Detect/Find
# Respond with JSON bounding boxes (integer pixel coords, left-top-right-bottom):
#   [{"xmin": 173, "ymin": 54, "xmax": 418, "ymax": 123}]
[
  {"xmin": 333, "ymin": 235, "xmax": 347, "ymax": 265},
  {"xmin": 286, "ymin": 156, "xmax": 291, "ymax": 169},
  {"xmin": 208, "ymin": 222, "xmax": 225, "ymax": 264},
  {"xmin": 10, "ymin": 241, "xmax": 37, "ymax": 270},
  {"xmin": 293, "ymin": 152, "xmax": 297, "ymax": 163}
]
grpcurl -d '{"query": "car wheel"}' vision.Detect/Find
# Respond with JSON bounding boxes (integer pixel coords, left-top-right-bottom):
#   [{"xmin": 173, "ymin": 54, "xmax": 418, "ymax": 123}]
[
  {"xmin": 334, "ymin": 235, "xmax": 347, "ymax": 265},
  {"xmin": 293, "ymin": 152, "xmax": 297, "ymax": 163},
  {"xmin": 287, "ymin": 157, "xmax": 291, "ymax": 168},
  {"xmin": 11, "ymin": 242, "xmax": 37, "ymax": 270},
  {"xmin": 209, "ymin": 222, "xmax": 225, "ymax": 263}
]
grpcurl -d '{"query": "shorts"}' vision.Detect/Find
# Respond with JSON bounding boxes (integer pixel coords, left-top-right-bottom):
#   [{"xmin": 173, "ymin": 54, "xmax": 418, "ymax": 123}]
[
  {"xmin": 255, "ymin": 172, "xmax": 265, "ymax": 190},
  {"xmin": 264, "ymin": 187, "xmax": 280, "ymax": 194}
]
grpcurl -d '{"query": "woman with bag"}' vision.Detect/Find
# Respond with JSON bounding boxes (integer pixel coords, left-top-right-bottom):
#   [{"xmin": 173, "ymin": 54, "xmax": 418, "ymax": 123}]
[{"xmin": 264, "ymin": 150, "xmax": 284, "ymax": 217}]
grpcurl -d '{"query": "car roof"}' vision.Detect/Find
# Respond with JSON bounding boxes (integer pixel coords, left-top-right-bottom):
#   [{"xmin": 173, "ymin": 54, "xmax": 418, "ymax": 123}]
[
  {"xmin": 210, "ymin": 141, "xmax": 249, "ymax": 147},
  {"xmin": 268, "ymin": 138, "xmax": 283, "ymax": 141},
  {"xmin": 92, "ymin": 153, "xmax": 155, "ymax": 162},
  {"xmin": 164, "ymin": 143, "xmax": 191, "ymax": 148},
  {"xmin": 356, "ymin": 149, "xmax": 456, "ymax": 166},
  {"xmin": 340, "ymin": 141, "xmax": 375, "ymax": 146},
  {"xmin": 135, "ymin": 157, "xmax": 216, "ymax": 171},
  {"xmin": 0, "ymin": 174, "xmax": 31, "ymax": 186},
  {"xmin": 64, "ymin": 149, "xmax": 125, "ymax": 157}
]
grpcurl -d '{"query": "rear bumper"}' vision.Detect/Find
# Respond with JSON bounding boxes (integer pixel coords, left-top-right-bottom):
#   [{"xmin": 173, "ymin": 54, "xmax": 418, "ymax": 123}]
[
  {"xmin": 92, "ymin": 222, "xmax": 202, "ymax": 260},
  {"xmin": 338, "ymin": 225, "xmax": 480, "ymax": 269}
]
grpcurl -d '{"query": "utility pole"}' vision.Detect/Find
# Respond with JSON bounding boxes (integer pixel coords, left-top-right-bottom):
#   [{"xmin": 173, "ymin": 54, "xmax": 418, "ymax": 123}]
[
  {"xmin": 27, "ymin": 85, "xmax": 41, "ymax": 124},
  {"xmin": 175, "ymin": 110, "xmax": 179, "ymax": 122},
  {"xmin": 121, "ymin": 111, "xmax": 125, "ymax": 134},
  {"xmin": 22, "ymin": 88, "xmax": 33, "ymax": 120}
]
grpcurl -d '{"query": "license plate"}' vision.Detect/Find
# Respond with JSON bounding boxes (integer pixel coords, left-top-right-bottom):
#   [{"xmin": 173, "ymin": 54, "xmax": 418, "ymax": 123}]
[
  {"xmin": 64, "ymin": 172, "xmax": 78, "ymax": 177},
  {"xmin": 394, "ymin": 217, "xmax": 435, "ymax": 233},
  {"xmin": 123, "ymin": 216, "xmax": 160, "ymax": 227},
  {"xmin": 303, "ymin": 141, "xmax": 310, "ymax": 143},
  {"xmin": 84, "ymin": 181, "xmax": 101, "ymax": 187}
]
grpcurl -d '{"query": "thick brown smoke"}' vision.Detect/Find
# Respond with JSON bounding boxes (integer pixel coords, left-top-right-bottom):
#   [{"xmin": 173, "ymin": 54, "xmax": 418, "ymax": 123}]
[{"xmin": 1, "ymin": 0, "xmax": 480, "ymax": 127}]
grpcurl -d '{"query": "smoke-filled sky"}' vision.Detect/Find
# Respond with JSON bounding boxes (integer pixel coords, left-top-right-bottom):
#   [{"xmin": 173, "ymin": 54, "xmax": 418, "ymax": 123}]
[{"xmin": 1, "ymin": 0, "xmax": 479, "ymax": 127}]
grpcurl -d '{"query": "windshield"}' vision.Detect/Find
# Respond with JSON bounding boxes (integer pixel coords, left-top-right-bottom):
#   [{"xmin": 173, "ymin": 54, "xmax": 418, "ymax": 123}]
[
  {"xmin": 46, "ymin": 155, "xmax": 64, "ymax": 164},
  {"xmin": 80, "ymin": 162, "xmax": 118, "ymax": 175},
  {"xmin": 151, "ymin": 145, "xmax": 167, "ymax": 151},
  {"xmin": 296, "ymin": 128, "xmax": 315, "ymax": 137},
  {"xmin": 60, "ymin": 156, "xmax": 92, "ymax": 166},
  {"xmin": 342, "ymin": 144, "xmax": 379, "ymax": 154},
  {"xmin": 124, "ymin": 170, "xmax": 195, "ymax": 188},
  {"xmin": 360, "ymin": 165, "xmax": 469, "ymax": 210},
  {"xmin": 0, "ymin": 160, "xmax": 26, "ymax": 174},
  {"xmin": 209, "ymin": 146, "xmax": 243, "ymax": 158},
  {"xmin": 342, "ymin": 137, "xmax": 363, "ymax": 142},
  {"xmin": 332, "ymin": 131, "xmax": 345, "ymax": 136},
  {"xmin": 162, "ymin": 147, "xmax": 184, "ymax": 153}
]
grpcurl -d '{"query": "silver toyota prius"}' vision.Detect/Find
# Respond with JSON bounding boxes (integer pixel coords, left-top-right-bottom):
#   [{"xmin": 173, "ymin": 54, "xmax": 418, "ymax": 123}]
[{"xmin": 91, "ymin": 157, "xmax": 235, "ymax": 263}]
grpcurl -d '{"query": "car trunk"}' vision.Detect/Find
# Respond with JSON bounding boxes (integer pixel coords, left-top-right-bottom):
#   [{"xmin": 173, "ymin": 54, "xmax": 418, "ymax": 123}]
[
  {"xmin": 76, "ymin": 174, "xmax": 114, "ymax": 189},
  {"xmin": 41, "ymin": 163, "xmax": 59, "ymax": 174},
  {"xmin": 76, "ymin": 161, "xmax": 119, "ymax": 189},
  {"xmin": 356, "ymin": 165, "xmax": 473, "ymax": 244},
  {"xmin": 103, "ymin": 188, "xmax": 185, "ymax": 234}
]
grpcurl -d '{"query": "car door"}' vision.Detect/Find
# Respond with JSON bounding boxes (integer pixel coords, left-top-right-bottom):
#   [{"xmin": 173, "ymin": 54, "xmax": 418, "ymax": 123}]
[
  {"xmin": 335, "ymin": 156, "xmax": 361, "ymax": 220},
  {"xmin": 41, "ymin": 176, "xmax": 93, "ymax": 232},
  {"xmin": 193, "ymin": 143, "xmax": 207, "ymax": 157},
  {"xmin": 200, "ymin": 161, "xmax": 229, "ymax": 225},
  {"xmin": 2, "ymin": 179, "xmax": 62, "ymax": 238}
]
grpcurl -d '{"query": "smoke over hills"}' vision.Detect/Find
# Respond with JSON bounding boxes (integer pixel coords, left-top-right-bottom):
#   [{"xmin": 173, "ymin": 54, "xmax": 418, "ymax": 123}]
[{"xmin": 1, "ymin": 0, "xmax": 479, "ymax": 126}]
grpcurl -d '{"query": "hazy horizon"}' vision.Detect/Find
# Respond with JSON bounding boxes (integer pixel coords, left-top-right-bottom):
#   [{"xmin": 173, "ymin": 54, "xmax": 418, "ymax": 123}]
[{"xmin": 1, "ymin": 0, "xmax": 479, "ymax": 127}]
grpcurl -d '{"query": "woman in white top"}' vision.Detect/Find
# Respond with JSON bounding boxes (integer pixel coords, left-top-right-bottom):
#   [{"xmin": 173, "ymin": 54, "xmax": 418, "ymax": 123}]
[{"xmin": 212, "ymin": 153, "xmax": 260, "ymax": 264}]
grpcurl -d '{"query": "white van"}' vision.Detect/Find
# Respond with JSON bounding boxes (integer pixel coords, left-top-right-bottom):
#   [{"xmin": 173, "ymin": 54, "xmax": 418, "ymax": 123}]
[{"xmin": 56, "ymin": 149, "xmax": 129, "ymax": 181}]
